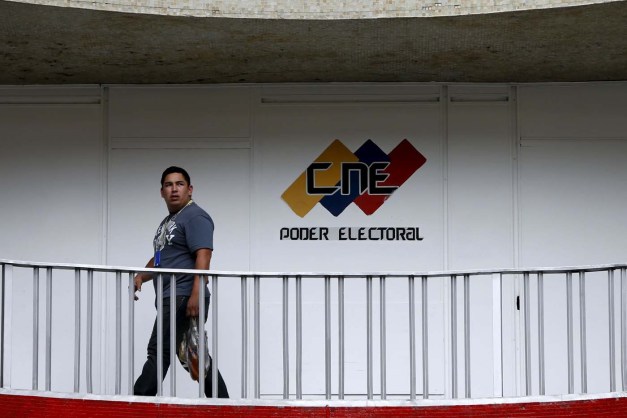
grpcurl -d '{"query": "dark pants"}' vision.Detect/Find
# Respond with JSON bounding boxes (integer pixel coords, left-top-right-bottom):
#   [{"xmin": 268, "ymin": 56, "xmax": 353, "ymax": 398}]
[{"xmin": 133, "ymin": 296, "xmax": 230, "ymax": 398}]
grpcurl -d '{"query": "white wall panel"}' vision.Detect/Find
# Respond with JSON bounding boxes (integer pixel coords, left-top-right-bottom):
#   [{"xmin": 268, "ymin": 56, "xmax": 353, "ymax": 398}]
[
  {"xmin": 252, "ymin": 91, "xmax": 443, "ymax": 273},
  {"xmin": 518, "ymin": 83, "xmax": 627, "ymax": 396},
  {"xmin": 447, "ymin": 86, "xmax": 515, "ymax": 398},
  {"xmin": 520, "ymin": 141, "xmax": 627, "ymax": 266},
  {"xmin": 0, "ymin": 101, "xmax": 103, "ymax": 392},
  {"xmin": 519, "ymin": 83, "xmax": 627, "ymax": 139},
  {"xmin": 0, "ymin": 105, "xmax": 104, "ymax": 262},
  {"xmin": 447, "ymin": 98, "xmax": 514, "ymax": 270},
  {"xmin": 252, "ymin": 87, "xmax": 445, "ymax": 397},
  {"xmin": 108, "ymin": 86, "xmax": 251, "ymax": 139},
  {"xmin": 518, "ymin": 83, "xmax": 627, "ymax": 267},
  {"xmin": 518, "ymin": 141, "xmax": 627, "ymax": 394}
]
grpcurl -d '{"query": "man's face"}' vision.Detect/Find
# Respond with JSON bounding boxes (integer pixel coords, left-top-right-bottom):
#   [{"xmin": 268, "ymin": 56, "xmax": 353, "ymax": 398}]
[{"xmin": 160, "ymin": 172, "xmax": 193, "ymax": 213}]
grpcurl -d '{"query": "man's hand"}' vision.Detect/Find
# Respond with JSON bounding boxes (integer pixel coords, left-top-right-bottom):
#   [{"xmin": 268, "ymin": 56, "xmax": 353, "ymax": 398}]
[
  {"xmin": 133, "ymin": 274, "xmax": 144, "ymax": 301},
  {"xmin": 187, "ymin": 248, "xmax": 212, "ymax": 317},
  {"xmin": 186, "ymin": 288, "xmax": 200, "ymax": 317},
  {"xmin": 133, "ymin": 257, "xmax": 155, "ymax": 301}
]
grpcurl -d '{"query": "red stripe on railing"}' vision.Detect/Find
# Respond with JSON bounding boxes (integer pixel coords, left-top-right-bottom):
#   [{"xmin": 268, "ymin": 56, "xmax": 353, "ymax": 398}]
[{"xmin": 2, "ymin": 393, "xmax": 627, "ymax": 418}]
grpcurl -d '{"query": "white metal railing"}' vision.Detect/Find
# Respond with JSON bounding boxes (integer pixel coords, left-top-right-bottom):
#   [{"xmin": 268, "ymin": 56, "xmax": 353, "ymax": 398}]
[{"xmin": 1, "ymin": 259, "xmax": 627, "ymax": 400}]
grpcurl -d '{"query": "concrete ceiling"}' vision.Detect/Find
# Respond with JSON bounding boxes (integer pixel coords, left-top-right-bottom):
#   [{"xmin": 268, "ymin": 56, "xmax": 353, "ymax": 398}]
[{"xmin": 1, "ymin": 0, "xmax": 626, "ymax": 84}]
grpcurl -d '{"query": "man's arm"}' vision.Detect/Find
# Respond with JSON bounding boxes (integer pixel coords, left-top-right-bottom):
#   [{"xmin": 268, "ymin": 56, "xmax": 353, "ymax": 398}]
[
  {"xmin": 133, "ymin": 257, "xmax": 155, "ymax": 301},
  {"xmin": 186, "ymin": 248, "xmax": 212, "ymax": 317}
]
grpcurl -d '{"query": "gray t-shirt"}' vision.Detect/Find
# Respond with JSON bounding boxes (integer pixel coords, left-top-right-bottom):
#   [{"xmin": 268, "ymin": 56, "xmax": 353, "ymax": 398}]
[{"xmin": 152, "ymin": 201, "xmax": 213, "ymax": 298}]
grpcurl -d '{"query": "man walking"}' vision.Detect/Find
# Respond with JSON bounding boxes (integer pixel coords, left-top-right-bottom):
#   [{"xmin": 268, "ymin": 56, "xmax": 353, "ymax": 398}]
[{"xmin": 133, "ymin": 166, "xmax": 229, "ymax": 398}]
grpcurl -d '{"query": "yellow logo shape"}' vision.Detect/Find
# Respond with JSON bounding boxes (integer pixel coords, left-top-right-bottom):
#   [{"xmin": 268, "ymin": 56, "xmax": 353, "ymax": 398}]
[{"xmin": 281, "ymin": 140, "xmax": 358, "ymax": 217}]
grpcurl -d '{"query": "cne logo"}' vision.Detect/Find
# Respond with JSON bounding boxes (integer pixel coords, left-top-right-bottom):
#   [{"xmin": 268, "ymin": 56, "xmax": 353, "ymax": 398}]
[{"xmin": 282, "ymin": 139, "xmax": 427, "ymax": 217}]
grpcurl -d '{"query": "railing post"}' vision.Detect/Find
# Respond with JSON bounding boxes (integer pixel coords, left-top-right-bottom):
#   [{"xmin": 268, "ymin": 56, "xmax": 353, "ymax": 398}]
[
  {"xmin": 295, "ymin": 275, "xmax": 302, "ymax": 400},
  {"xmin": 537, "ymin": 272, "xmax": 545, "ymax": 395},
  {"xmin": 0, "ymin": 263, "xmax": 12, "ymax": 389},
  {"xmin": 282, "ymin": 275, "xmax": 290, "ymax": 399},
  {"xmin": 421, "ymin": 275, "xmax": 429, "ymax": 400},
  {"xmin": 115, "ymin": 270, "xmax": 122, "ymax": 395},
  {"xmin": 338, "ymin": 275, "xmax": 345, "ymax": 400},
  {"xmin": 579, "ymin": 271, "xmax": 587, "ymax": 393},
  {"xmin": 324, "ymin": 275, "xmax": 331, "ymax": 400},
  {"xmin": 409, "ymin": 276, "xmax": 416, "ymax": 400},
  {"xmin": 254, "ymin": 275, "xmax": 260, "ymax": 399},
  {"xmin": 86, "ymin": 269, "xmax": 93, "ymax": 393},
  {"xmin": 45, "ymin": 267, "xmax": 52, "ymax": 391},
  {"xmin": 608, "ymin": 269, "xmax": 616, "ymax": 392},
  {"xmin": 211, "ymin": 275, "xmax": 218, "ymax": 399},
  {"xmin": 198, "ymin": 274, "xmax": 205, "ymax": 398},
  {"xmin": 492, "ymin": 273, "xmax": 503, "ymax": 398},
  {"xmin": 450, "ymin": 275, "xmax": 458, "ymax": 398},
  {"xmin": 463, "ymin": 274, "xmax": 470, "ymax": 398},
  {"xmin": 240, "ymin": 276, "xmax": 248, "ymax": 399},
  {"xmin": 156, "ymin": 273, "xmax": 164, "ymax": 397},
  {"xmin": 366, "ymin": 275, "xmax": 373, "ymax": 399},
  {"xmin": 170, "ymin": 274, "xmax": 177, "ymax": 397},
  {"xmin": 128, "ymin": 272, "xmax": 135, "ymax": 395},
  {"xmin": 241, "ymin": 275, "xmax": 248, "ymax": 399},
  {"xmin": 74, "ymin": 269, "xmax": 81, "ymax": 393},
  {"xmin": 32, "ymin": 268, "xmax": 40, "ymax": 390},
  {"xmin": 380, "ymin": 275, "xmax": 387, "ymax": 400},
  {"xmin": 523, "ymin": 272, "xmax": 531, "ymax": 396},
  {"xmin": 566, "ymin": 272, "xmax": 574, "ymax": 394},
  {"xmin": 0, "ymin": 264, "xmax": 4, "ymax": 389},
  {"xmin": 621, "ymin": 268, "xmax": 626, "ymax": 390}
]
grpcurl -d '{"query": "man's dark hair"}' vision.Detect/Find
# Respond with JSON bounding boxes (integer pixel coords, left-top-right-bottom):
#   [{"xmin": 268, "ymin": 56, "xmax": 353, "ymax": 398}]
[{"xmin": 160, "ymin": 166, "xmax": 191, "ymax": 186}]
